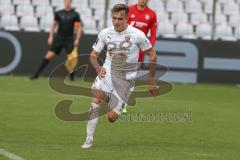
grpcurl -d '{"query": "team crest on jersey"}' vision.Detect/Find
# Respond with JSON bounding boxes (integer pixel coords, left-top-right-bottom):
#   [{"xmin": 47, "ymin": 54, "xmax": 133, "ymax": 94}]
[
  {"xmin": 125, "ymin": 35, "xmax": 131, "ymax": 42},
  {"xmin": 145, "ymin": 14, "xmax": 150, "ymax": 20}
]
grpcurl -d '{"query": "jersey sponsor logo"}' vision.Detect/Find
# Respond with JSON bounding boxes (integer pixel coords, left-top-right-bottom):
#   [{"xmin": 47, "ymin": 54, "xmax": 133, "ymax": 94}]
[
  {"xmin": 106, "ymin": 42, "xmax": 116, "ymax": 51},
  {"xmin": 106, "ymin": 40, "xmax": 132, "ymax": 52},
  {"xmin": 130, "ymin": 14, "xmax": 135, "ymax": 18},
  {"xmin": 121, "ymin": 41, "xmax": 132, "ymax": 50},
  {"xmin": 129, "ymin": 21, "xmax": 148, "ymax": 28},
  {"xmin": 135, "ymin": 22, "xmax": 148, "ymax": 28}
]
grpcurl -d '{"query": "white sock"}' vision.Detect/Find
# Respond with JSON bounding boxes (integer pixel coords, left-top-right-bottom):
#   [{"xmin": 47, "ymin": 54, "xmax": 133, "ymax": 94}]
[{"xmin": 86, "ymin": 102, "xmax": 100, "ymax": 142}]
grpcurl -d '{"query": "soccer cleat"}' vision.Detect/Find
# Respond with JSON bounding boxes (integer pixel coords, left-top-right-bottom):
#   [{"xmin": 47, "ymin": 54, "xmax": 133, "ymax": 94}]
[
  {"xmin": 81, "ymin": 139, "xmax": 93, "ymax": 149},
  {"xmin": 29, "ymin": 74, "xmax": 38, "ymax": 80},
  {"xmin": 69, "ymin": 75, "xmax": 75, "ymax": 81},
  {"xmin": 69, "ymin": 73, "xmax": 75, "ymax": 81},
  {"xmin": 122, "ymin": 107, "xmax": 128, "ymax": 114}
]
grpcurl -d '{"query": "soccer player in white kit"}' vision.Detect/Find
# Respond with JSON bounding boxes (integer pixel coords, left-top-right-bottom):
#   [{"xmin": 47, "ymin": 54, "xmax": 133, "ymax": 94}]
[{"xmin": 81, "ymin": 4, "xmax": 159, "ymax": 149}]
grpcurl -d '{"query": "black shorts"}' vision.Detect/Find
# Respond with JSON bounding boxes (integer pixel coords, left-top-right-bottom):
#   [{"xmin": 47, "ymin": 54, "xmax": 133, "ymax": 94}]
[{"xmin": 49, "ymin": 35, "xmax": 74, "ymax": 55}]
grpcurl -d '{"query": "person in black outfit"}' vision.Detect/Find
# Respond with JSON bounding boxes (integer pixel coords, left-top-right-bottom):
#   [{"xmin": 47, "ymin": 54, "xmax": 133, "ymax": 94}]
[{"xmin": 30, "ymin": 0, "xmax": 82, "ymax": 81}]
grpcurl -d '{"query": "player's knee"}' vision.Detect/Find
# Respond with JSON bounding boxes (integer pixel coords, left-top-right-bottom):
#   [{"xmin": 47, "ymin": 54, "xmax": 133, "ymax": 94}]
[
  {"xmin": 92, "ymin": 98, "xmax": 103, "ymax": 105},
  {"xmin": 107, "ymin": 111, "xmax": 118, "ymax": 123},
  {"xmin": 45, "ymin": 51, "xmax": 55, "ymax": 60},
  {"xmin": 107, "ymin": 116, "xmax": 116, "ymax": 123}
]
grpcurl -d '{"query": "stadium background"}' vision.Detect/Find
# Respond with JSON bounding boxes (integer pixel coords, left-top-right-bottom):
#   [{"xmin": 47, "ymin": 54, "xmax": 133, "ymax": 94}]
[{"xmin": 1, "ymin": 0, "xmax": 240, "ymax": 160}]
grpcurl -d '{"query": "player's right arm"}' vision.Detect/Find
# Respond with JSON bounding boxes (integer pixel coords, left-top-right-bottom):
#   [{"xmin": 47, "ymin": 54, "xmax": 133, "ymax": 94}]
[
  {"xmin": 90, "ymin": 50, "xmax": 106, "ymax": 79},
  {"xmin": 90, "ymin": 30, "xmax": 106, "ymax": 79}
]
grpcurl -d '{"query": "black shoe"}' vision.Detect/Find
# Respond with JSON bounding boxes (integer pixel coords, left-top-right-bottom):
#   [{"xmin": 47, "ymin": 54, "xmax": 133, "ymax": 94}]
[
  {"xmin": 69, "ymin": 75, "xmax": 75, "ymax": 81},
  {"xmin": 29, "ymin": 74, "xmax": 38, "ymax": 80},
  {"xmin": 69, "ymin": 73, "xmax": 75, "ymax": 81}
]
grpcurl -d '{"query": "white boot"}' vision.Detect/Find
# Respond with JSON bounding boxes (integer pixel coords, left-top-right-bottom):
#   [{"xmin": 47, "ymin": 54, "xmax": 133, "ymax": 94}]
[{"xmin": 81, "ymin": 139, "xmax": 93, "ymax": 149}]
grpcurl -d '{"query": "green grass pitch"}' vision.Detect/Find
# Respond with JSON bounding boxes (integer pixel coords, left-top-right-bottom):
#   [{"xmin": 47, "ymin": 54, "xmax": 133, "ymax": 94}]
[{"xmin": 0, "ymin": 76, "xmax": 240, "ymax": 160}]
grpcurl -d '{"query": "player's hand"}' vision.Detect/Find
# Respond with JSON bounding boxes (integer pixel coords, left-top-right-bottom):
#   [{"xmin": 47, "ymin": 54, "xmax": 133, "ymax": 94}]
[
  {"xmin": 97, "ymin": 67, "xmax": 106, "ymax": 79},
  {"xmin": 148, "ymin": 80, "xmax": 159, "ymax": 96},
  {"xmin": 74, "ymin": 39, "xmax": 79, "ymax": 47},
  {"xmin": 48, "ymin": 36, "xmax": 53, "ymax": 45}
]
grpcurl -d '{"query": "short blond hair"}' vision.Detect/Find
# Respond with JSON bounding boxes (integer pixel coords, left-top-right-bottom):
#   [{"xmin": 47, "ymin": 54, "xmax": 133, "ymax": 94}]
[{"xmin": 111, "ymin": 4, "xmax": 129, "ymax": 15}]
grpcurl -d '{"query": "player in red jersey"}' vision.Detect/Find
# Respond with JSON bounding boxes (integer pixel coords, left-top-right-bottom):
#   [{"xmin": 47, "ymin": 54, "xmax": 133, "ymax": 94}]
[{"xmin": 128, "ymin": 0, "xmax": 157, "ymax": 63}]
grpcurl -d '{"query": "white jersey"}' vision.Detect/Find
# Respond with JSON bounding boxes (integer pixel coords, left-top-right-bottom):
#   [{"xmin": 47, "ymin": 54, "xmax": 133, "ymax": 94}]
[{"xmin": 93, "ymin": 25, "xmax": 152, "ymax": 80}]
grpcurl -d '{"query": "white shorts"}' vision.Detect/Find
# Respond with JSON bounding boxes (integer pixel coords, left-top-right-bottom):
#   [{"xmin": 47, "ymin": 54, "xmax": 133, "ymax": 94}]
[{"xmin": 92, "ymin": 73, "xmax": 134, "ymax": 115}]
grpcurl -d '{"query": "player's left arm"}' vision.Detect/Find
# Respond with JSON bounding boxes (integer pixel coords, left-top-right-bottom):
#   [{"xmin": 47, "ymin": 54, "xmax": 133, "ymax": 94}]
[
  {"xmin": 139, "ymin": 32, "xmax": 159, "ymax": 96},
  {"xmin": 145, "ymin": 48, "xmax": 159, "ymax": 96},
  {"xmin": 74, "ymin": 22, "xmax": 82, "ymax": 46},
  {"xmin": 74, "ymin": 13, "xmax": 82, "ymax": 47},
  {"xmin": 149, "ymin": 12, "xmax": 157, "ymax": 46}
]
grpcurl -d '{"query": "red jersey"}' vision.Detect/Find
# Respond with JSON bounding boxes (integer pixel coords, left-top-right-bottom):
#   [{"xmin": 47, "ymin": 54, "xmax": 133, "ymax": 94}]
[{"xmin": 128, "ymin": 4, "xmax": 157, "ymax": 62}]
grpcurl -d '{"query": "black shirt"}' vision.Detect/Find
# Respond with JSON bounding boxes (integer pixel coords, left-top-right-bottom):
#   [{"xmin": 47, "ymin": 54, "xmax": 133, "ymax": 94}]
[{"xmin": 54, "ymin": 9, "xmax": 81, "ymax": 38}]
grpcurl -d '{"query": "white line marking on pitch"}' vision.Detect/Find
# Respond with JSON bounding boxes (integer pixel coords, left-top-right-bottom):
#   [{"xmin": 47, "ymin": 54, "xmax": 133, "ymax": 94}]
[{"xmin": 0, "ymin": 149, "xmax": 25, "ymax": 160}]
